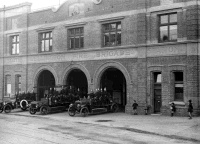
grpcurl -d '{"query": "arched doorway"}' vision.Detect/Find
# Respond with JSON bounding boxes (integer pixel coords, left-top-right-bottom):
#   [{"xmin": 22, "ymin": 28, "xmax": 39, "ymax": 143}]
[
  {"xmin": 100, "ymin": 68, "xmax": 126, "ymax": 112},
  {"xmin": 37, "ymin": 70, "xmax": 55, "ymax": 100},
  {"xmin": 66, "ymin": 69, "xmax": 88, "ymax": 98}
]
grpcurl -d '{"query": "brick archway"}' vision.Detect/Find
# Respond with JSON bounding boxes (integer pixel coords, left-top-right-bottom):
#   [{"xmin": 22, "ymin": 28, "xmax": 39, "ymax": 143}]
[
  {"xmin": 93, "ymin": 61, "xmax": 132, "ymax": 89},
  {"xmin": 62, "ymin": 64, "xmax": 91, "ymax": 91}
]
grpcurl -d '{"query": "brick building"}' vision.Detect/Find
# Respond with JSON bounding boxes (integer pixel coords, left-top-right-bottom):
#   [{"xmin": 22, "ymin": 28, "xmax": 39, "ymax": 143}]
[{"xmin": 0, "ymin": 0, "xmax": 200, "ymax": 116}]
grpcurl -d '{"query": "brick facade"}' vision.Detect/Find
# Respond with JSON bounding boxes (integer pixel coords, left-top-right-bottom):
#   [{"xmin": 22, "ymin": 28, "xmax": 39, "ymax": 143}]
[{"xmin": 0, "ymin": 0, "xmax": 200, "ymax": 116}]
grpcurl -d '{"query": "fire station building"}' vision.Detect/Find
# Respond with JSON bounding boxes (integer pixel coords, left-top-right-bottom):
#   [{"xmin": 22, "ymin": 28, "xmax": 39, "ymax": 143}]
[{"xmin": 0, "ymin": 0, "xmax": 200, "ymax": 116}]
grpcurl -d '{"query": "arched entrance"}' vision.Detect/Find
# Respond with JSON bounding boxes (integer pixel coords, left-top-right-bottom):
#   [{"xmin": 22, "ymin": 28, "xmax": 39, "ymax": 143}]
[
  {"xmin": 37, "ymin": 70, "xmax": 55, "ymax": 100},
  {"xmin": 100, "ymin": 68, "xmax": 126, "ymax": 112},
  {"xmin": 66, "ymin": 69, "xmax": 88, "ymax": 98}
]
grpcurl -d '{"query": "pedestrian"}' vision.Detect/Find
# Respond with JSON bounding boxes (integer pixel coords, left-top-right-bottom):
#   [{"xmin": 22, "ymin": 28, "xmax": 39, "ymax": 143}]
[
  {"xmin": 132, "ymin": 100, "xmax": 138, "ymax": 115},
  {"xmin": 170, "ymin": 102, "xmax": 176, "ymax": 117},
  {"xmin": 188, "ymin": 100, "xmax": 193, "ymax": 119}
]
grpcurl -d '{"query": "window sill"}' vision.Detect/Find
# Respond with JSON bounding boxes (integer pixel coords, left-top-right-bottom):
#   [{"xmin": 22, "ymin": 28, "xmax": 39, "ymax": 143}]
[{"xmin": 169, "ymin": 101, "xmax": 185, "ymax": 106}]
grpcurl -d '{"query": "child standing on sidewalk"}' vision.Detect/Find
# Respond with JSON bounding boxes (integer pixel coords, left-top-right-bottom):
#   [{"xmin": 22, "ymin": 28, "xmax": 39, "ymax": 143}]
[
  {"xmin": 188, "ymin": 100, "xmax": 193, "ymax": 119},
  {"xmin": 132, "ymin": 100, "xmax": 138, "ymax": 115},
  {"xmin": 170, "ymin": 102, "xmax": 176, "ymax": 117}
]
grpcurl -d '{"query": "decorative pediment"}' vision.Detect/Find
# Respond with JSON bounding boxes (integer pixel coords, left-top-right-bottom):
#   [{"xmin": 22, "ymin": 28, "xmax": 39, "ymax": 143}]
[{"xmin": 69, "ymin": 3, "xmax": 85, "ymax": 16}]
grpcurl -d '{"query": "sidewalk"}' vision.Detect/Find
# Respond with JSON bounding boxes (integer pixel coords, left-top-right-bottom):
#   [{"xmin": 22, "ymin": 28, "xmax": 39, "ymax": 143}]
[{"xmin": 9, "ymin": 109, "xmax": 200, "ymax": 143}]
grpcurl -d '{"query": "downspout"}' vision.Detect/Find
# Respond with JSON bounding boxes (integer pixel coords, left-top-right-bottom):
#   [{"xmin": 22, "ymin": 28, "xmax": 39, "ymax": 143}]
[
  {"xmin": 2, "ymin": 6, "xmax": 5, "ymax": 101},
  {"xmin": 26, "ymin": 8, "xmax": 29, "ymax": 92},
  {"xmin": 196, "ymin": 0, "xmax": 200, "ymax": 108},
  {"xmin": 145, "ymin": 0, "xmax": 148, "ymax": 111}
]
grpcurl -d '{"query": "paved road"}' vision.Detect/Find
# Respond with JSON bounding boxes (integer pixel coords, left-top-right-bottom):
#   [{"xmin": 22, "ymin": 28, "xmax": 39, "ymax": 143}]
[{"xmin": 0, "ymin": 110, "xmax": 199, "ymax": 144}]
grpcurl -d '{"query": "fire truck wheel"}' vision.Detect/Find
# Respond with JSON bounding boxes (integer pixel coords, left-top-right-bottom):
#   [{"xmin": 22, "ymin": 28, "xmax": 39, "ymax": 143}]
[
  {"xmin": 20, "ymin": 100, "xmax": 28, "ymax": 110},
  {"xmin": 111, "ymin": 103, "xmax": 119, "ymax": 113},
  {"xmin": 68, "ymin": 107, "xmax": 76, "ymax": 116},
  {"xmin": 29, "ymin": 108, "xmax": 36, "ymax": 115},
  {"xmin": 4, "ymin": 104, "xmax": 12, "ymax": 113},
  {"xmin": 80, "ymin": 107, "xmax": 89, "ymax": 117},
  {"xmin": 0, "ymin": 108, "xmax": 3, "ymax": 113},
  {"xmin": 40, "ymin": 106, "xmax": 49, "ymax": 115}
]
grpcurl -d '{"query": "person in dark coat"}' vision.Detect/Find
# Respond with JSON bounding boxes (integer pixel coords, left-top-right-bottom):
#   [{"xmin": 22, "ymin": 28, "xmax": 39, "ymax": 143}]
[
  {"xmin": 170, "ymin": 102, "xmax": 176, "ymax": 117},
  {"xmin": 188, "ymin": 100, "xmax": 193, "ymax": 119},
  {"xmin": 132, "ymin": 100, "xmax": 138, "ymax": 115}
]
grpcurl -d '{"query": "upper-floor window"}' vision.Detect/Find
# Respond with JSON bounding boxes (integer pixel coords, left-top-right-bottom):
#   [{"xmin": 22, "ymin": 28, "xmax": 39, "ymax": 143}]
[
  {"xmin": 174, "ymin": 72, "xmax": 183, "ymax": 101},
  {"xmin": 11, "ymin": 35, "xmax": 19, "ymax": 55},
  {"xmin": 69, "ymin": 27, "xmax": 84, "ymax": 49},
  {"xmin": 102, "ymin": 22, "xmax": 121, "ymax": 47},
  {"xmin": 159, "ymin": 13, "xmax": 177, "ymax": 42},
  {"xmin": 39, "ymin": 31, "xmax": 52, "ymax": 52}
]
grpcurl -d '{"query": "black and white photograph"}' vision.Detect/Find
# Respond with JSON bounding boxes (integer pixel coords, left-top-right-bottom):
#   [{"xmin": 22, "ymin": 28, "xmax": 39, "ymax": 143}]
[{"xmin": 0, "ymin": 0, "xmax": 200, "ymax": 143}]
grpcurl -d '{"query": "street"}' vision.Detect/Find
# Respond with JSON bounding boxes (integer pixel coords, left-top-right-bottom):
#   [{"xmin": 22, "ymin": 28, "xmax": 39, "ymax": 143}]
[{"xmin": 0, "ymin": 110, "xmax": 199, "ymax": 144}]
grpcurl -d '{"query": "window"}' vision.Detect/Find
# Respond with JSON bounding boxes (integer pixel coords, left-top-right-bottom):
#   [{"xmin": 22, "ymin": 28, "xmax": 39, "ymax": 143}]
[
  {"xmin": 174, "ymin": 72, "xmax": 183, "ymax": 101},
  {"xmin": 69, "ymin": 27, "xmax": 84, "ymax": 49},
  {"xmin": 39, "ymin": 31, "xmax": 52, "ymax": 52},
  {"xmin": 11, "ymin": 35, "xmax": 19, "ymax": 55},
  {"xmin": 5, "ymin": 75, "xmax": 11, "ymax": 97},
  {"xmin": 159, "ymin": 13, "xmax": 177, "ymax": 42},
  {"xmin": 15, "ymin": 75, "xmax": 21, "ymax": 94},
  {"xmin": 154, "ymin": 72, "xmax": 162, "ymax": 83},
  {"xmin": 102, "ymin": 22, "xmax": 121, "ymax": 47}
]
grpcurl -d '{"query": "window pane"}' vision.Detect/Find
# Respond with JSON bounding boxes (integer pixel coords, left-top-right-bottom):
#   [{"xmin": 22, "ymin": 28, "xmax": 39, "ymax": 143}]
[
  {"xmin": 41, "ymin": 41, "xmax": 45, "ymax": 51},
  {"xmin": 117, "ymin": 23, "xmax": 121, "ymax": 30},
  {"xmin": 46, "ymin": 33, "xmax": 49, "ymax": 38},
  {"xmin": 50, "ymin": 32, "xmax": 52, "ymax": 38},
  {"xmin": 104, "ymin": 33, "xmax": 109, "ymax": 46},
  {"xmin": 45, "ymin": 40, "xmax": 49, "ymax": 51},
  {"xmin": 16, "ymin": 44, "xmax": 19, "ymax": 54},
  {"xmin": 12, "ymin": 45, "xmax": 15, "ymax": 54},
  {"xmin": 117, "ymin": 31, "xmax": 121, "ymax": 45},
  {"xmin": 160, "ymin": 15, "xmax": 168, "ymax": 24},
  {"xmin": 111, "ymin": 23, "xmax": 116, "ymax": 30},
  {"xmin": 42, "ymin": 33, "xmax": 45, "ymax": 39},
  {"xmin": 175, "ymin": 87, "xmax": 183, "ymax": 101},
  {"xmin": 170, "ymin": 14, "xmax": 177, "ymax": 23},
  {"xmin": 12, "ymin": 37, "xmax": 15, "ymax": 42},
  {"xmin": 80, "ymin": 28, "xmax": 83, "ymax": 34},
  {"xmin": 169, "ymin": 25, "xmax": 177, "ymax": 41},
  {"xmin": 50, "ymin": 39, "xmax": 52, "ymax": 46},
  {"xmin": 104, "ymin": 24, "xmax": 110, "ymax": 31},
  {"xmin": 17, "ymin": 36, "xmax": 19, "ymax": 42},
  {"xmin": 80, "ymin": 36, "xmax": 84, "ymax": 48},
  {"xmin": 110, "ymin": 32, "xmax": 116, "ymax": 46},
  {"xmin": 160, "ymin": 26, "xmax": 168, "ymax": 41},
  {"xmin": 70, "ymin": 38, "xmax": 74, "ymax": 48},
  {"xmin": 154, "ymin": 72, "xmax": 162, "ymax": 83},
  {"xmin": 75, "ymin": 28, "xmax": 80, "ymax": 35},
  {"xmin": 75, "ymin": 37, "xmax": 79, "ymax": 48},
  {"xmin": 175, "ymin": 72, "xmax": 183, "ymax": 81}
]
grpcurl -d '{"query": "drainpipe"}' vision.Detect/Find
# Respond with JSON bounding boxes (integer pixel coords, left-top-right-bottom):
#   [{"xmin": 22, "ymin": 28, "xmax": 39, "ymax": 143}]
[
  {"xmin": 2, "ymin": 5, "xmax": 5, "ymax": 101},
  {"xmin": 26, "ymin": 8, "xmax": 29, "ymax": 92},
  {"xmin": 196, "ymin": 0, "xmax": 200, "ymax": 108}
]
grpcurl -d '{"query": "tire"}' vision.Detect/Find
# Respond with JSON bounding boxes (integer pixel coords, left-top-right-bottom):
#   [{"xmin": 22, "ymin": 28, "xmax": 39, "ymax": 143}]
[
  {"xmin": 29, "ymin": 108, "xmax": 36, "ymax": 115},
  {"xmin": 68, "ymin": 107, "xmax": 76, "ymax": 116},
  {"xmin": 40, "ymin": 106, "xmax": 49, "ymax": 115},
  {"xmin": 20, "ymin": 100, "xmax": 28, "ymax": 111},
  {"xmin": 4, "ymin": 104, "xmax": 12, "ymax": 113},
  {"xmin": 80, "ymin": 107, "xmax": 89, "ymax": 117},
  {"xmin": 111, "ymin": 104, "xmax": 119, "ymax": 113}
]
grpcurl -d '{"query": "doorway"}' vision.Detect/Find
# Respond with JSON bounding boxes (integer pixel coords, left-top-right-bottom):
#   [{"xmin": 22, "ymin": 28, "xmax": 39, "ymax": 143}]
[{"xmin": 100, "ymin": 68, "xmax": 126, "ymax": 112}]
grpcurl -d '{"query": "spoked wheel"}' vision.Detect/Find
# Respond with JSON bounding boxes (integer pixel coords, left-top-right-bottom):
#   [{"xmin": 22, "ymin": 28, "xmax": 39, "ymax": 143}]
[
  {"xmin": 40, "ymin": 106, "xmax": 49, "ymax": 115},
  {"xmin": 80, "ymin": 107, "xmax": 89, "ymax": 117},
  {"xmin": 20, "ymin": 100, "xmax": 28, "ymax": 111},
  {"xmin": 29, "ymin": 108, "xmax": 36, "ymax": 115},
  {"xmin": 68, "ymin": 107, "xmax": 76, "ymax": 116},
  {"xmin": 4, "ymin": 104, "xmax": 12, "ymax": 113},
  {"xmin": 111, "ymin": 104, "xmax": 119, "ymax": 113}
]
